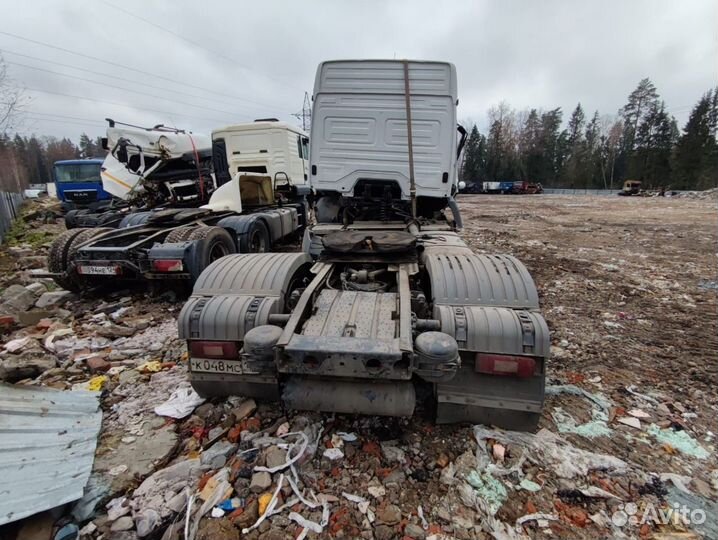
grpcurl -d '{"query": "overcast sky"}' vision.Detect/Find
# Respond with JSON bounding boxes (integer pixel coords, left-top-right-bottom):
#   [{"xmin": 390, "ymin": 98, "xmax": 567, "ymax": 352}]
[{"xmin": 1, "ymin": 0, "xmax": 716, "ymax": 141}]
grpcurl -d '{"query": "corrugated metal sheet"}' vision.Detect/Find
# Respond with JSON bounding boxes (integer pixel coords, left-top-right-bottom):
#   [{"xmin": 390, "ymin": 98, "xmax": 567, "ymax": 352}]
[{"xmin": 0, "ymin": 384, "xmax": 102, "ymax": 525}]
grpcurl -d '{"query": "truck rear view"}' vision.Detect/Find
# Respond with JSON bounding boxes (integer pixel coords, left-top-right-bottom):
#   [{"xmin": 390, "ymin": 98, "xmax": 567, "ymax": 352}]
[{"xmin": 179, "ymin": 60, "xmax": 549, "ymax": 431}]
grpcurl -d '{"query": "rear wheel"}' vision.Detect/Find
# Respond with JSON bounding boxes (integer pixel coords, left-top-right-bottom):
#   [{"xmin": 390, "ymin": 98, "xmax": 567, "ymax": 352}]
[
  {"xmin": 48, "ymin": 229, "xmax": 86, "ymax": 289},
  {"xmin": 64, "ymin": 209, "xmax": 82, "ymax": 229},
  {"xmin": 49, "ymin": 228, "xmax": 112, "ymax": 291},
  {"xmin": 186, "ymin": 226, "xmax": 236, "ymax": 281},
  {"xmin": 239, "ymin": 220, "xmax": 270, "ymax": 253}
]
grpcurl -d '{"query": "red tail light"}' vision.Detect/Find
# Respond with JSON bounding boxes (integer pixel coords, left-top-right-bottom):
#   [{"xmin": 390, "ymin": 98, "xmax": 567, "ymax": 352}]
[
  {"xmin": 475, "ymin": 354, "xmax": 536, "ymax": 378},
  {"xmin": 152, "ymin": 259, "xmax": 184, "ymax": 272},
  {"xmin": 189, "ymin": 341, "xmax": 239, "ymax": 359}
]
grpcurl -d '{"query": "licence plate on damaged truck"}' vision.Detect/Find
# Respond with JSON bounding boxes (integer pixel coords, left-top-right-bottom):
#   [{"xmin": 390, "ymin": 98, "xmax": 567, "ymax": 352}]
[
  {"xmin": 191, "ymin": 358, "xmax": 244, "ymax": 374},
  {"xmin": 78, "ymin": 265, "xmax": 120, "ymax": 275}
]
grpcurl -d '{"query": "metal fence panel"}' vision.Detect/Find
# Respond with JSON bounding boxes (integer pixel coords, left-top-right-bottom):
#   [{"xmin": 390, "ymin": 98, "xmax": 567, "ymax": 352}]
[{"xmin": 0, "ymin": 191, "xmax": 24, "ymax": 244}]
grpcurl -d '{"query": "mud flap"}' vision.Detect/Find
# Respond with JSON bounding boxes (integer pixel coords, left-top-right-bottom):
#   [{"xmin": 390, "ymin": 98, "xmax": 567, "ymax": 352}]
[
  {"xmin": 282, "ymin": 377, "xmax": 416, "ymax": 417},
  {"xmin": 431, "ymin": 300, "xmax": 549, "ymax": 431},
  {"xmin": 435, "ymin": 362, "xmax": 544, "ymax": 431},
  {"xmin": 190, "ymin": 371, "xmax": 280, "ymax": 401}
]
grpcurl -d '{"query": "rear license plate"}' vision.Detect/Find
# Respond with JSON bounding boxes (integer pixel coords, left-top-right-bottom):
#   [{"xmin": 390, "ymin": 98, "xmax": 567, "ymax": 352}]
[
  {"xmin": 78, "ymin": 265, "xmax": 120, "ymax": 275},
  {"xmin": 191, "ymin": 358, "xmax": 244, "ymax": 375}
]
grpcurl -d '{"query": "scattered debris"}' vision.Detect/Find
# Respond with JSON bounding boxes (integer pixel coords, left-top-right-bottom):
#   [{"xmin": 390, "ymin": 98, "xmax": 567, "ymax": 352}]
[{"xmin": 0, "ymin": 196, "xmax": 715, "ymax": 539}]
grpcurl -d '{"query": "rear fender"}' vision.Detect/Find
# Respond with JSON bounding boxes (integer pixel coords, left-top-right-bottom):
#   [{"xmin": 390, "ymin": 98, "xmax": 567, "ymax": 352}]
[
  {"xmin": 218, "ymin": 208, "xmax": 298, "ymax": 244},
  {"xmin": 147, "ymin": 241, "xmax": 197, "ymax": 275}
]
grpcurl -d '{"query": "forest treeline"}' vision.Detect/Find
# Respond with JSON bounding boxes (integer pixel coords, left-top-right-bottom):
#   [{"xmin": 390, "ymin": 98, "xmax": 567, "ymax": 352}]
[
  {"xmin": 461, "ymin": 79, "xmax": 718, "ymax": 190},
  {"xmin": 0, "ymin": 78, "xmax": 717, "ymax": 193},
  {"xmin": 0, "ymin": 133, "xmax": 103, "ymax": 192}
]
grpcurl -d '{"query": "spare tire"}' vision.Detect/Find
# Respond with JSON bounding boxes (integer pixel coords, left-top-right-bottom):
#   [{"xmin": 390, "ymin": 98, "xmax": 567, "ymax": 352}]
[{"xmin": 186, "ymin": 226, "xmax": 236, "ymax": 281}]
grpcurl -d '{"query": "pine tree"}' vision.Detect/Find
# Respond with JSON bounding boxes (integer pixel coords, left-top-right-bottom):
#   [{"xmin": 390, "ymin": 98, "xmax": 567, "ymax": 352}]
[
  {"xmin": 562, "ymin": 104, "xmax": 587, "ymax": 186},
  {"xmin": 673, "ymin": 89, "xmax": 718, "ymax": 189},
  {"xmin": 620, "ymin": 78, "xmax": 659, "ymax": 152},
  {"xmin": 583, "ymin": 111, "xmax": 601, "ymax": 188},
  {"xmin": 519, "ymin": 109, "xmax": 543, "ymax": 181},
  {"xmin": 461, "ymin": 125, "xmax": 485, "ymax": 185},
  {"xmin": 79, "ymin": 133, "xmax": 97, "ymax": 158},
  {"xmin": 538, "ymin": 108, "xmax": 563, "ymax": 185}
]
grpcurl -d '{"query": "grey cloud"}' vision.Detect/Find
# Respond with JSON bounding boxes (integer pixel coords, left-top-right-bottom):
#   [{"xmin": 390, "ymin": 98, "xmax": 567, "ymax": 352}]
[{"xmin": 2, "ymin": 0, "xmax": 715, "ymax": 140}]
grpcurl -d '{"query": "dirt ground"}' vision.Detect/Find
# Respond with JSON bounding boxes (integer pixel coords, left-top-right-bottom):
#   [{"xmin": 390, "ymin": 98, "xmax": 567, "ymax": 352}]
[{"xmin": 1, "ymin": 194, "xmax": 716, "ymax": 540}]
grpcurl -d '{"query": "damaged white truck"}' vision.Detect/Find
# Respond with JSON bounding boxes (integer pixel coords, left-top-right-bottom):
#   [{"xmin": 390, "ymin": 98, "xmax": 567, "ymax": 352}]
[
  {"xmin": 179, "ymin": 60, "xmax": 549, "ymax": 430},
  {"xmin": 47, "ymin": 120, "xmax": 310, "ymax": 291}
]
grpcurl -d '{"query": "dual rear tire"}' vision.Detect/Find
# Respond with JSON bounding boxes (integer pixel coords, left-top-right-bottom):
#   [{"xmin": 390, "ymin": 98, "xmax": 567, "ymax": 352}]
[{"xmin": 48, "ymin": 227, "xmax": 113, "ymax": 292}]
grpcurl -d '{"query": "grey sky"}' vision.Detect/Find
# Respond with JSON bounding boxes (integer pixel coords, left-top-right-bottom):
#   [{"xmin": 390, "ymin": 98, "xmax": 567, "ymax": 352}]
[{"xmin": 1, "ymin": 0, "xmax": 716, "ymax": 140}]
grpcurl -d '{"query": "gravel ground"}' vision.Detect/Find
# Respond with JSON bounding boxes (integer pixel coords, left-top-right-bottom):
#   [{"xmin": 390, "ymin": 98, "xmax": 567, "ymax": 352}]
[{"xmin": 1, "ymin": 194, "xmax": 716, "ymax": 540}]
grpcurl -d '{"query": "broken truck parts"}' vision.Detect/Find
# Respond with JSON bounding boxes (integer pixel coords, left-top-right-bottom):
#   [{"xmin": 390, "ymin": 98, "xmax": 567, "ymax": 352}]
[{"xmin": 46, "ymin": 121, "xmax": 309, "ymax": 290}]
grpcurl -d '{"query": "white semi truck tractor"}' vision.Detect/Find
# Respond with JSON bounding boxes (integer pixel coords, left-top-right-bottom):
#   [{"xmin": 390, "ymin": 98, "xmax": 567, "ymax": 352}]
[{"xmin": 179, "ymin": 60, "xmax": 549, "ymax": 430}]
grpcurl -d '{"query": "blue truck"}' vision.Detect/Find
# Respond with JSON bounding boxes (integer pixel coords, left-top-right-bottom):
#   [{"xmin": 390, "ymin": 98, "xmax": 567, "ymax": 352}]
[{"xmin": 53, "ymin": 159, "xmax": 113, "ymax": 212}]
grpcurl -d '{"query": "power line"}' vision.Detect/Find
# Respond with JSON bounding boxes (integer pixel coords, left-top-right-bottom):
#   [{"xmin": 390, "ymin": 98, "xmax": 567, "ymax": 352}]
[
  {"xmin": 101, "ymin": 0, "xmax": 302, "ymax": 93},
  {"xmin": 25, "ymin": 116, "xmax": 106, "ymax": 128},
  {"xmin": 7, "ymin": 60, "xmax": 269, "ymax": 117},
  {"xmin": 0, "ymin": 30, "xmax": 293, "ymax": 105},
  {"xmin": 21, "ymin": 111, "xmax": 108, "ymax": 125},
  {"xmin": 24, "ymin": 86, "xmax": 231, "ymax": 124},
  {"xmin": 0, "ymin": 48, "xmax": 290, "ymax": 112}
]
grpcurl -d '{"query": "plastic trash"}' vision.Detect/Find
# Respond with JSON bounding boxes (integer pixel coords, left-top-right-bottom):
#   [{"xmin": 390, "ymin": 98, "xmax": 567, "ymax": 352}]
[
  {"xmin": 217, "ymin": 498, "xmax": 243, "ymax": 511},
  {"xmin": 518, "ymin": 479, "xmax": 542, "ymax": 492},
  {"xmin": 547, "ymin": 384, "xmax": 612, "ymax": 438},
  {"xmin": 258, "ymin": 492, "xmax": 273, "ymax": 515},
  {"xmin": 210, "ymin": 507, "xmax": 225, "ymax": 518},
  {"xmin": 474, "ymin": 425, "xmax": 628, "ymax": 479},
  {"xmin": 322, "ymin": 447, "xmax": 344, "ymax": 461},
  {"xmin": 466, "ymin": 470, "xmax": 508, "ymax": 515},
  {"xmin": 647, "ymin": 424, "xmax": 710, "ymax": 459},
  {"xmin": 289, "ymin": 511, "xmax": 324, "ymax": 534},
  {"xmin": 154, "ymin": 386, "xmax": 205, "ymax": 419},
  {"xmin": 138, "ymin": 360, "xmax": 162, "ymax": 373}
]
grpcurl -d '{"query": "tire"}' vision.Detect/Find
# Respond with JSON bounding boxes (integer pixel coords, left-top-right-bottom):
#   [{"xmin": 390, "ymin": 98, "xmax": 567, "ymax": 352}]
[
  {"xmin": 164, "ymin": 226, "xmax": 197, "ymax": 243},
  {"xmin": 64, "ymin": 209, "xmax": 82, "ymax": 229},
  {"xmin": 186, "ymin": 226, "xmax": 237, "ymax": 281},
  {"xmin": 239, "ymin": 220, "xmax": 270, "ymax": 253},
  {"xmin": 68, "ymin": 227, "xmax": 113, "ymax": 261},
  {"xmin": 52, "ymin": 228, "xmax": 112, "ymax": 292},
  {"xmin": 48, "ymin": 229, "xmax": 87, "ymax": 290}
]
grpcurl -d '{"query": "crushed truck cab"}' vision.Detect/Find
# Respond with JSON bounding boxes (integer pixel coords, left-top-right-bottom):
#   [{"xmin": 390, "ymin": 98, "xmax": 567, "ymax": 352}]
[{"xmin": 179, "ymin": 60, "xmax": 549, "ymax": 430}]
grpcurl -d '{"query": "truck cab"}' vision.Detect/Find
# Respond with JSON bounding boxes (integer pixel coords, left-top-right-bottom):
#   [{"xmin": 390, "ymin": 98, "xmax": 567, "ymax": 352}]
[
  {"xmin": 212, "ymin": 120, "xmax": 309, "ymax": 195},
  {"xmin": 53, "ymin": 159, "xmax": 112, "ymax": 212}
]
